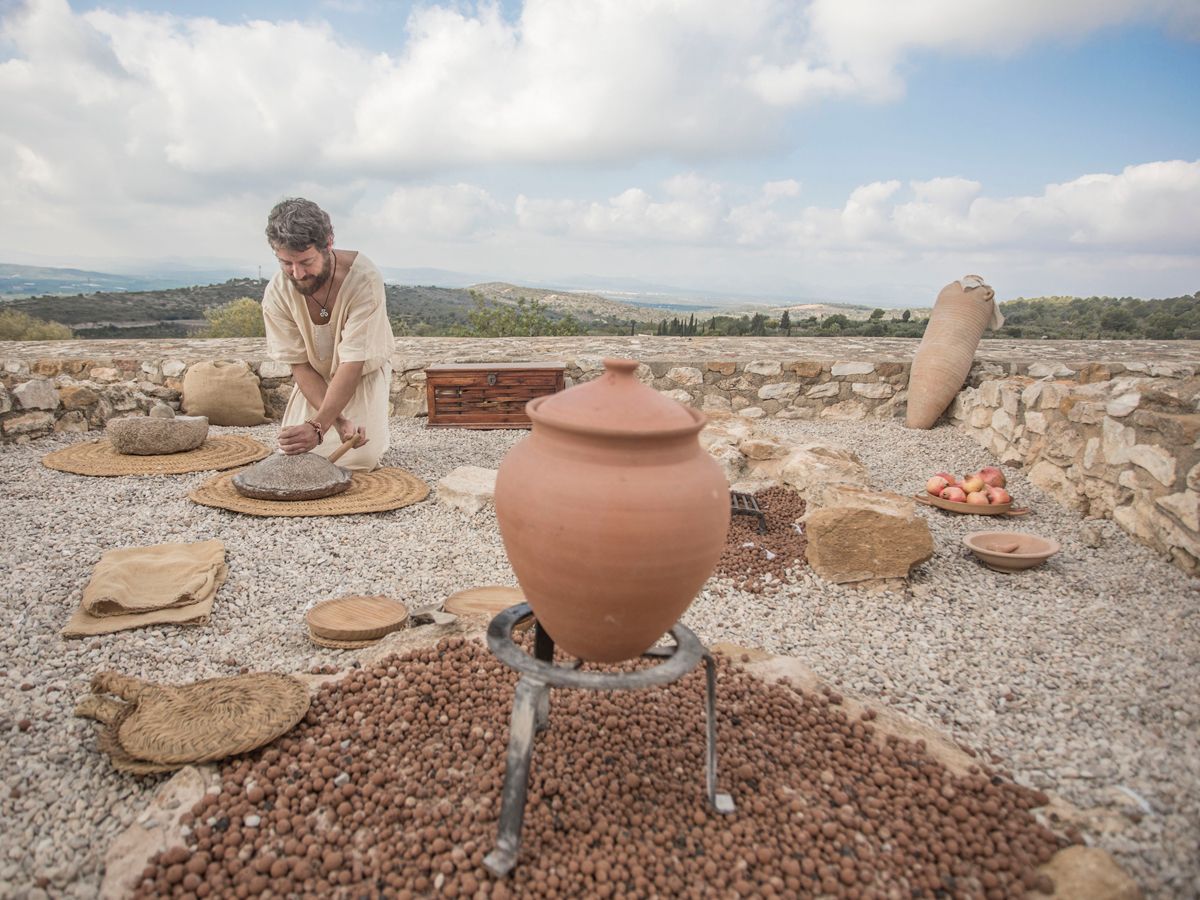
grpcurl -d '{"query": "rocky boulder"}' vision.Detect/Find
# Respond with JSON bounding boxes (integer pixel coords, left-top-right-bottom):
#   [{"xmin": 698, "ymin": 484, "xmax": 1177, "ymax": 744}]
[
  {"xmin": 803, "ymin": 487, "xmax": 934, "ymax": 584},
  {"xmin": 770, "ymin": 443, "xmax": 870, "ymax": 497},
  {"xmin": 437, "ymin": 466, "xmax": 497, "ymax": 516},
  {"xmin": 106, "ymin": 415, "xmax": 209, "ymax": 455}
]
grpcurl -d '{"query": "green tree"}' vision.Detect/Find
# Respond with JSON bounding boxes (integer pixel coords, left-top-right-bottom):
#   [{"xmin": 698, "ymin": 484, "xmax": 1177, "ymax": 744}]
[
  {"xmin": 0, "ymin": 309, "xmax": 73, "ymax": 340},
  {"xmin": 201, "ymin": 297, "xmax": 265, "ymax": 337},
  {"xmin": 901, "ymin": 309, "xmax": 911, "ymax": 322},
  {"xmin": 1100, "ymin": 309, "xmax": 1135, "ymax": 334},
  {"xmin": 821, "ymin": 313, "xmax": 850, "ymax": 333},
  {"xmin": 779, "ymin": 309, "xmax": 791, "ymax": 336},
  {"xmin": 463, "ymin": 294, "xmax": 581, "ymax": 337},
  {"xmin": 870, "ymin": 308, "xmax": 886, "ymax": 320},
  {"xmin": 749, "ymin": 313, "xmax": 767, "ymax": 336}
]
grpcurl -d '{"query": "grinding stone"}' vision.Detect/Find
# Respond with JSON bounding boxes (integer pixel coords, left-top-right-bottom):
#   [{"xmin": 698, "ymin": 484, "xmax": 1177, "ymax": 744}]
[
  {"xmin": 232, "ymin": 451, "xmax": 353, "ymax": 501},
  {"xmin": 106, "ymin": 415, "xmax": 209, "ymax": 455}
]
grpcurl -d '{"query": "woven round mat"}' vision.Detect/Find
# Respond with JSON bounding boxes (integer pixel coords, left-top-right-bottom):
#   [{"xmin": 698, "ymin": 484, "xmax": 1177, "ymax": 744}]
[
  {"xmin": 188, "ymin": 467, "xmax": 429, "ymax": 517},
  {"xmin": 306, "ymin": 595, "xmax": 409, "ymax": 641},
  {"xmin": 92, "ymin": 670, "xmax": 310, "ymax": 765},
  {"xmin": 307, "ymin": 631, "xmax": 379, "ymax": 650},
  {"xmin": 43, "ymin": 435, "xmax": 270, "ymax": 477}
]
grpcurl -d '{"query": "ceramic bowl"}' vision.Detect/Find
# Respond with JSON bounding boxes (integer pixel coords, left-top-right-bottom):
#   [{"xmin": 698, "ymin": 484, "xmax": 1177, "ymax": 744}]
[{"xmin": 963, "ymin": 532, "xmax": 1060, "ymax": 572}]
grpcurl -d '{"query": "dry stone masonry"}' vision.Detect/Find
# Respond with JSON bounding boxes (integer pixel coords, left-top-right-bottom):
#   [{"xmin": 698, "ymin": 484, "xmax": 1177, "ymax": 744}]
[
  {"xmin": 3, "ymin": 336, "xmax": 1198, "ymax": 574},
  {"xmin": 949, "ymin": 362, "xmax": 1200, "ymax": 574}
]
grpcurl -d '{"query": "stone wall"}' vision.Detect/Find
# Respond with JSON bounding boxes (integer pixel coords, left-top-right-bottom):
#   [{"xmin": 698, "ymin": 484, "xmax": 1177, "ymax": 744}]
[
  {"xmin": 949, "ymin": 361, "xmax": 1199, "ymax": 574},
  {"xmin": 3, "ymin": 336, "xmax": 1198, "ymax": 573},
  {"xmin": 0, "ymin": 354, "xmax": 914, "ymax": 438}
]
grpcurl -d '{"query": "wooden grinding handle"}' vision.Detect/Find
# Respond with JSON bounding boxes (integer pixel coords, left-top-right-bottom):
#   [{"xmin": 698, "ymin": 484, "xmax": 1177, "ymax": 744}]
[{"xmin": 326, "ymin": 434, "xmax": 360, "ymax": 465}]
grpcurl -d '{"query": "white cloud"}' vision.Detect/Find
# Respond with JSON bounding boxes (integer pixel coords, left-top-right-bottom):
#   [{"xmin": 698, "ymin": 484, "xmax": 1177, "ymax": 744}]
[
  {"xmin": 0, "ymin": 0, "xmax": 1196, "ymax": 299},
  {"xmin": 372, "ymin": 183, "xmax": 504, "ymax": 238},
  {"xmin": 512, "ymin": 161, "xmax": 1200, "ymax": 273},
  {"xmin": 5, "ymin": 0, "xmax": 1194, "ymax": 201},
  {"xmin": 762, "ymin": 0, "xmax": 1200, "ymax": 103}
]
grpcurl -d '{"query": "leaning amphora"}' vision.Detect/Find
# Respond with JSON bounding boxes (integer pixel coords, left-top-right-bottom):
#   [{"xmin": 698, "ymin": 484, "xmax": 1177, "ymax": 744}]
[
  {"xmin": 906, "ymin": 275, "xmax": 1003, "ymax": 429},
  {"xmin": 494, "ymin": 358, "xmax": 730, "ymax": 663}
]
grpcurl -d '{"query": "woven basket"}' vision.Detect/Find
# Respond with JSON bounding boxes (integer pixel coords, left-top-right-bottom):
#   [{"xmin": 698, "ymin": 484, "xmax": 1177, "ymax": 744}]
[
  {"xmin": 906, "ymin": 276, "xmax": 1002, "ymax": 429},
  {"xmin": 88, "ymin": 670, "xmax": 309, "ymax": 765}
]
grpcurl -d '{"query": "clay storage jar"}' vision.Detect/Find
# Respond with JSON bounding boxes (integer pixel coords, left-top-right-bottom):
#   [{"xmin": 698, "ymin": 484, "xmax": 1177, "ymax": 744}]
[
  {"xmin": 495, "ymin": 358, "xmax": 729, "ymax": 662},
  {"xmin": 906, "ymin": 275, "xmax": 1002, "ymax": 429}
]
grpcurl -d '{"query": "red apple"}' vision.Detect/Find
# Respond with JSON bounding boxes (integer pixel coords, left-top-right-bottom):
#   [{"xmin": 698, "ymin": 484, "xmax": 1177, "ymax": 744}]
[
  {"xmin": 978, "ymin": 466, "xmax": 1006, "ymax": 488},
  {"xmin": 926, "ymin": 475, "xmax": 950, "ymax": 496},
  {"xmin": 934, "ymin": 472, "xmax": 958, "ymax": 485},
  {"xmin": 940, "ymin": 486, "xmax": 967, "ymax": 503},
  {"xmin": 960, "ymin": 474, "xmax": 985, "ymax": 495},
  {"xmin": 987, "ymin": 487, "xmax": 1012, "ymax": 505},
  {"xmin": 965, "ymin": 491, "xmax": 990, "ymax": 505}
]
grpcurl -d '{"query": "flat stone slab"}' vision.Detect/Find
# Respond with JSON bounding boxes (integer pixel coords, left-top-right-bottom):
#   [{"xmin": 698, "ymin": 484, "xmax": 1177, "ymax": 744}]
[{"xmin": 436, "ymin": 465, "xmax": 497, "ymax": 516}]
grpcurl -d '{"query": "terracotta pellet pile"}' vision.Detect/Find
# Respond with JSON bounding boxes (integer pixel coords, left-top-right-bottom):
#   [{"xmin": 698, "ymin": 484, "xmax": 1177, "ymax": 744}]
[
  {"xmin": 714, "ymin": 486, "xmax": 809, "ymax": 592},
  {"xmin": 133, "ymin": 637, "xmax": 1067, "ymax": 899}
]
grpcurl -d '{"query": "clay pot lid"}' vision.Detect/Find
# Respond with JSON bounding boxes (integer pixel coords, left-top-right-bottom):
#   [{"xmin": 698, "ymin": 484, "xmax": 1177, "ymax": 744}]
[{"xmin": 529, "ymin": 358, "xmax": 701, "ymax": 435}]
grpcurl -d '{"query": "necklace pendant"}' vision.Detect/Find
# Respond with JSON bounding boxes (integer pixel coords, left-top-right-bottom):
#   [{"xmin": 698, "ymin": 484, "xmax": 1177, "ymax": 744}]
[{"xmin": 319, "ymin": 308, "xmax": 329, "ymax": 319}]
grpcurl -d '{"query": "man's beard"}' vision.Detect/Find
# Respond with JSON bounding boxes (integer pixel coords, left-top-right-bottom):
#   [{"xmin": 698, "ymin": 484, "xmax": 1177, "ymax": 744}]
[{"xmin": 289, "ymin": 250, "xmax": 332, "ymax": 296}]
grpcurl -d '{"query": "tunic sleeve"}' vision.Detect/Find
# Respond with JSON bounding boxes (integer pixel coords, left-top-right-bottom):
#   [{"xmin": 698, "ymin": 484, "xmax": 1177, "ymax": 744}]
[
  {"xmin": 262, "ymin": 279, "xmax": 309, "ymax": 365},
  {"xmin": 336, "ymin": 259, "xmax": 394, "ymax": 372}
]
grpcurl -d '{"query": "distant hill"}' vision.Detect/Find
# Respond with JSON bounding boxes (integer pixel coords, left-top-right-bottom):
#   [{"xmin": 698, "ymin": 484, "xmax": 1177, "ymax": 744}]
[{"xmin": 0, "ymin": 263, "xmax": 235, "ymax": 298}]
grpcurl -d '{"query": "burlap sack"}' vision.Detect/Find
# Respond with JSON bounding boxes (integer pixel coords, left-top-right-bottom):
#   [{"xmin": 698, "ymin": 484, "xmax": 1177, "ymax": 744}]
[{"xmin": 182, "ymin": 360, "xmax": 270, "ymax": 426}]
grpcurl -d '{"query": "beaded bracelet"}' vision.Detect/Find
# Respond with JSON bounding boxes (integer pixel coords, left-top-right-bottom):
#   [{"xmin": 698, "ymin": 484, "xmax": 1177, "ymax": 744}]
[{"xmin": 305, "ymin": 419, "xmax": 325, "ymax": 441}]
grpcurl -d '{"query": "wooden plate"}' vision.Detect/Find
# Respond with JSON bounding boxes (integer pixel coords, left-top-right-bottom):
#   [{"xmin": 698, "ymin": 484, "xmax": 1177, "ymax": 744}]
[
  {"xmin": 444, "ymin": 585, "xmax": 526, "ymax": 619},
  {"xmin": 306, "ymin": 595, "xmax": 409, "ymax": 641},
  {"xmin": 913, "ymin": 492, "xmax": 1029, "ymax": 517}
]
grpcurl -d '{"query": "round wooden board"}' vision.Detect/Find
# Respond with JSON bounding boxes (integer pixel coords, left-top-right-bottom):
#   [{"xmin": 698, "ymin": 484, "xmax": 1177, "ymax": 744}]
[
  {"xmin": 444, "ymin": 586, "xmax": 526, "ymax": 619},
  {"xmin": 305, "ymin": 595, "xmax": 409, "ymax": 642}
]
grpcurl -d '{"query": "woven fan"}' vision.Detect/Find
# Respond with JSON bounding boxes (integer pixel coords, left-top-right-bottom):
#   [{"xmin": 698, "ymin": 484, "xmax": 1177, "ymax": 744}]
[
  {"xmin": 87, "ymin": 671, "xmax": 310, "ymax": 765},
  {"xmin": 75, "ymin": 695, "xmax": 181, "ymax": 775}
]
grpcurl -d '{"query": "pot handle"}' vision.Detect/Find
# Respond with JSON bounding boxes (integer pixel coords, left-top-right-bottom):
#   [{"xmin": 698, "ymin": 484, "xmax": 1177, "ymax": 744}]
[
  {"xmin": 75, "ymin": 694, "xmax": 128, "ymax": 724},
  {"xmin": 91, "ymin": 670, "xmax": 149, "ymax": 701},
  {"xmin": 326, "ymin": 435, "xmax": 359, "ymax": 465}
]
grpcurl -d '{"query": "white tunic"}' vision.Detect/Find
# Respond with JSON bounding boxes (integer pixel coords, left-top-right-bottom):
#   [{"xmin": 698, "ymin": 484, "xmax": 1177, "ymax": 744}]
[{"xmin": 261, "ymin": 253, "xmax": 394, "ymax": 471}]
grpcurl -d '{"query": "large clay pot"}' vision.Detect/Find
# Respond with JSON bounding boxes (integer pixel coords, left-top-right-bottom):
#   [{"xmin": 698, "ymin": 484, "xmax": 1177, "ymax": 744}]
[
  {"xmin": 494, "ymin": 358, "xmax": 730, "ymax": 662},
  {"xmin": 906, "ymin": 275, "xmax": 1003, "ymax": 429}
]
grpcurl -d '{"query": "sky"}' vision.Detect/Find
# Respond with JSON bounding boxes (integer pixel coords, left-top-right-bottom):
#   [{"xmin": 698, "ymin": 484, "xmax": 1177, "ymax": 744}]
[{"xmin": 1, "ymin": 0, "xmax": 1198, "ymax": 306}]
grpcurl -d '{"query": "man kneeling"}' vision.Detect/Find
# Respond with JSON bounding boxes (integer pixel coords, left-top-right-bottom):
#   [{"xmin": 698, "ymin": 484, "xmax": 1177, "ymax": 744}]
[{"xmin": 262, "ymin": 197, "xmax": 394, "ymax": 471}]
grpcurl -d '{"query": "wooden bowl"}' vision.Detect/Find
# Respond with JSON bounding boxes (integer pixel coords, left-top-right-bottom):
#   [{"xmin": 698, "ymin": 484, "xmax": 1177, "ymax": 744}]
[
  {"xmin": 963, "ymin": 532, "xmax": 1060, "ymax": 572},
  {"xmin": 914, "ymin": 491, "xmax": 1012, "ymax": 515}
]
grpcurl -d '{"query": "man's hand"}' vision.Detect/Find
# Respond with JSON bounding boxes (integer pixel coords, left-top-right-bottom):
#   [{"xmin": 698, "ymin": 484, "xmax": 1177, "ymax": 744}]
[
  {"xmin": 335, "ymin": 415, "xmax": 368, "ymax": 448},
  {"xmin": 278, "ymin": 423, "xmax": 321, "ymax": 455}
]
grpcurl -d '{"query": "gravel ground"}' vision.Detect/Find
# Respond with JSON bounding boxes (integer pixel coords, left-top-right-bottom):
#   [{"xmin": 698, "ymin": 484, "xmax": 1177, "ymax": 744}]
[{"xmin": 1, "ymin": 417, "xmax": 1197, "ymax": 898}]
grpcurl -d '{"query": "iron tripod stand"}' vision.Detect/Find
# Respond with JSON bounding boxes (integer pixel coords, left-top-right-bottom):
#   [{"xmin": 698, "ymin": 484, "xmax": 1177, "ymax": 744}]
[{"xmin": 482, "ymin": 603, "xmax": 736, "ymax": 878}]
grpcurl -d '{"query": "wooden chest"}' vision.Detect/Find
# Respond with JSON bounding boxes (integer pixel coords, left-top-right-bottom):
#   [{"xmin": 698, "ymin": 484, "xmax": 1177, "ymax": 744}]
[{"xmin": 424, "ymin": 363, "xmax": 566, "ymax": 429}]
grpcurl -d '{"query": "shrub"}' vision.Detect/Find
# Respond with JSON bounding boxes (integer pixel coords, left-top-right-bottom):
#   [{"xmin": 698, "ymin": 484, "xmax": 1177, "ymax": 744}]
[
  {"xmin": 0, "ymin": 309, "xmax": 73, "ymax": 340},
  {"xmin": 201, "ymin": 297, "xmax": 265, "ymax": 338}
]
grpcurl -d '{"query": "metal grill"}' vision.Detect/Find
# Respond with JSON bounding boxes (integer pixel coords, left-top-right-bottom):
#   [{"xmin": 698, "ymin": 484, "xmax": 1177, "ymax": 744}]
[
  {"xmin": 730, "ymin": 490, "xmax": 767, "ymax": 534},
  {"xmin": 483, "ymin": 604, "xmax": 735, "ymax": 877}
]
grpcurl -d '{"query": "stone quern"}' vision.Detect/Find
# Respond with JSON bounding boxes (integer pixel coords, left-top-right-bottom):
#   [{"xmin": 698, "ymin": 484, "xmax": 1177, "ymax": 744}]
[
  {"xmin": 803, "ymin": 487, "xmax": 934, "ymax": 583},
  {"xmin": 106, "ymin": 415, "xmax": 209, "ymax": 455},
  {"xmin": 232, "ymin": 452, "xmax": 352, "ymax": 501}
]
